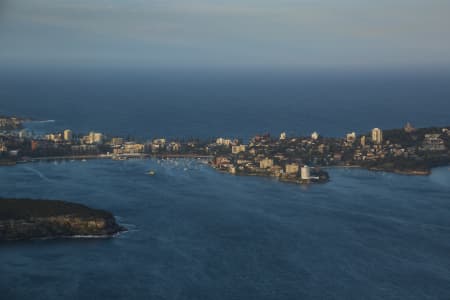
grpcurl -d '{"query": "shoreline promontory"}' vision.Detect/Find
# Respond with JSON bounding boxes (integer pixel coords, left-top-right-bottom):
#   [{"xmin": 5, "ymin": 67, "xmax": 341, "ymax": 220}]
[{"xmin": 0, "ymin": 198, "xmax": 126, "ymax": 241}]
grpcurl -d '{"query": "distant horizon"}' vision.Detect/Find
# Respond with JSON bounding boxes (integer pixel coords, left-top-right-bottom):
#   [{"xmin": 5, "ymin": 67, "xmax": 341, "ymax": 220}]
[{"xmin": 2, "ymin": 0, "xmax": 450, "ymax": 71}]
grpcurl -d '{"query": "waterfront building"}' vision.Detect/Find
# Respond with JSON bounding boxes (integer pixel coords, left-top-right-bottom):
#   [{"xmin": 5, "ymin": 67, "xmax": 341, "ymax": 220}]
[
  {"xmin": 300, "ymin": 165, "xmax": 310, "ymax": 180},
  {"xmin": 46, "ymin": 133, "xmax": 63, "ymax": 142},
  {"xmin": 311, "ymin": 132, "xmax": 319, "ymax": 140},
  {"xmin": 168, "ymin": 142, "xmax": 181, "ymax": 152},
  {"xmin": 19, "ymin": 130, "xmax": 29, "ymax": 139},
  {"xmin": 285, "ymin": 163, "xmax": 299, "ymax": 175},
  {"xmin": 271, "ymin": 165, "xmax": 283, "ymax": 177},
  {"xmin": 153, "ymin": 138, "xmax": 166, "ymax": 145},
  {"xmin": 260, "ymin": 158, "xmax": 274, "ymax": 169},
  {"xmin": 232, "ymin": 145, "xmax": 246, "ymax": 154},
  {"xmin": 110, "ymin": 137, "xmax": 124, "ymax": 146},
  {"xmin": 371, "ymin": 128, "xmax": 383, "ymax": 144},
  {"xmin": 123, "ymin": 142, "xmax": 145, "ymax": 154},
  {"xmin": 280, "ymin": 132, "xmax": 286, "ymax": 140},
  {"xmin": 64, "ymin": 129, "xmax": 72, "ymax": 142}
]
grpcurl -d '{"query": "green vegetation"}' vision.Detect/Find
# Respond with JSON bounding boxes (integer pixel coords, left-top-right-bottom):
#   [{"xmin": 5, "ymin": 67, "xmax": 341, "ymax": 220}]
[
  {"xmin": 0, "ymin": 198, "xmax": 113, "ymax": 220},
  {"xmin": 0, "ymin": 199, "xmax": 125, "ymax": 241}
]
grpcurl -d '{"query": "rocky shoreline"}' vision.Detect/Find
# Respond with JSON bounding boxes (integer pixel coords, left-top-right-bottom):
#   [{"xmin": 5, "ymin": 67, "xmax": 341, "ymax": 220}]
[
  {"xmin": 366, "ymin": 167, "xmax": 432, "ymax": 176},
  {"xmin": 0, "ymin": 198, "xmax": 126, "ymax": 241}
]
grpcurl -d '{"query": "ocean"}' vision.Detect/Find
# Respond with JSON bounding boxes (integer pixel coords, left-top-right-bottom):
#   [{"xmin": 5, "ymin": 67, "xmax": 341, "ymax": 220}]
[
  {"xmin": 0, "ymin": 160, "xmax": 449, "ymax": 299},
  {"xmin": 1, "ymin": 69, "xmax": 450, "ymax": 299},
  {"xmin": 1, "ymin": 69, "xmax": 450, "ymax": 140}
]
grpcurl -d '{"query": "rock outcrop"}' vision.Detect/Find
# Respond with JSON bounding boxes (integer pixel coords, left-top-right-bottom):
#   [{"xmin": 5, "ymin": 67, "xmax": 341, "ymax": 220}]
[{"xmin": 0, "ymin": 199, "xmax": 125, "ymax": 241}]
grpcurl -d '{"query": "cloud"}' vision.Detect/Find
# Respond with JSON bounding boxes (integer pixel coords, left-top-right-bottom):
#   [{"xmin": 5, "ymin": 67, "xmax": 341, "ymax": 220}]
[{"xmin": 1, "ymin": 0, "xmax": 450, "ymax": 69}]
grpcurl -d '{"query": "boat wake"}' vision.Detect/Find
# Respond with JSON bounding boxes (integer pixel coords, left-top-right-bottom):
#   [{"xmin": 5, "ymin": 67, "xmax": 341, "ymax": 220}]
[
  {"xmin": 24, "ymin": 166, "xmax": 51, "ymax": 181},
  {"xmin": 30, "ymin": 119, "xmax": 56, "ymax": 124}
]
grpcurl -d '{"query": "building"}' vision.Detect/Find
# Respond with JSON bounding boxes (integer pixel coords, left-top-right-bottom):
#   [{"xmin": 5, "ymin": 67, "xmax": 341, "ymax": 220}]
[
  {"xmin": 45, "ymin": 133, "xmax": 63, "ymax": 142},
  {"xmin": 64, "ymin": 129, "xmax": 73, "ymax": 142},
  {"xmin": 371, "ymin": 128, "xmax": 383, "ymax": 144},
  {"xmin": 19, "ymin": 130, "xmax": 29, "ymax": 139},
  {"xmin": 150, "ymin": 138, "xmax": 167, "ymax": 152},
  {"xmin": 153, "ymin": 138, "xmax": 166, "ymax": 145},
  {"xmin": 31, "ymin": 140, "xmax": 39, "ymax": 152},
  {"xmin": 300, "ymin": 165, "xmax": 310, "ymax": 180},
  {"xmin": 279, "ymin": 132, "xmax": 286, "ymax": 140},
  {"xmin": 346, "ymin": 132, "xmax": 356, "ymax": 143},
  {"xmin": 285, "ymin": 163, "xmax": 299, "ymax": 175},
  {"xmin": 86, "ymin": 132, "xmax": 103, "ymax": 144},
  {"xmin": 422, "ymin": 134, "xmax": 446, "ymax": 151},
  {"xmin": 216, "ymin": 138, "xmax": 232, "ymax": 146},
  {"xmin": 123, "ymin": 142, "xmax": 145, "ymax": 154},
  {"xmin": 260, "ymin": 158, "xmax": 274, "ymax": 169},
  {"xmin": 360, "ymin": 136, "xmax": 366, "ymax": 147},
  {"xmin": 168, "ymin": 142, "xmax": 181, "ymax": 152},
  {"xmin": 232, "ymin": 145, "xmax": 246, "ymax": 154},
  {"xmin": 311, "ymin": 132, "xmax": 319, "ymax": 140},
  {"xmin": 110, "ymin": 137, "xmax": 124, "ymax": 146},
  {"xmin": 404, "ymin": 122, "xmax": 416, "ymax": 133}
]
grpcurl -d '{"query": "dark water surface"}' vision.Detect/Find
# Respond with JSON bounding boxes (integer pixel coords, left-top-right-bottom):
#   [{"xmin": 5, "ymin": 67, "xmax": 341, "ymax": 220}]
[
  {"xmin": 1, "ymin": 160, "xmax": 449, "ymax": 299},
  {"xmin": 1, "ymin": 70, "xmax": 450, "ymax": 299},
  {"xmin": 1, "ymin": 70, "xmax": 449, "ymax": 140}
]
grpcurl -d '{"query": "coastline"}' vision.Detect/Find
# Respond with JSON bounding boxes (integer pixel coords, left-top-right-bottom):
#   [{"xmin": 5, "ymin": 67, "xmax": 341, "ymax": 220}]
[
  {"xmin": 3, "ymin": 155, "xmax": 446, "ymax": 179},
  {"xmin": 322, "ymin": 164, "xmax": 434, "ymax": 176},
  {"xmin": 0, "ymin": 198, "xmax": 126, "ymax": 241}
]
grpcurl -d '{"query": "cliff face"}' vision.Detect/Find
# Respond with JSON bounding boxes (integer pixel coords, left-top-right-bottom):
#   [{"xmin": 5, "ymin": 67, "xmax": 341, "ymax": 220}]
[{"xmin": 0, "ymin": 199, "xmax": 125, "ymax": 241}]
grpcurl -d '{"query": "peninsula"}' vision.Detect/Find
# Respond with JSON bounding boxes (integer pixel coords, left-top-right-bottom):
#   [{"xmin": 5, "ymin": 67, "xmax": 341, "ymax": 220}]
[
  {"xmin": 1, "ymin": 115, "xmax": 449, "ymax": 182},
  {"xmin": 0, "ymin": 198, "xmax": 125, "ymax": 241}
]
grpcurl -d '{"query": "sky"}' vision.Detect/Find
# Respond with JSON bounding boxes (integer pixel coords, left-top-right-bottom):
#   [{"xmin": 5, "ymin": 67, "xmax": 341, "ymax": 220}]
[{"xmin": 1, "ymin": 0, "xmax": 450, "ymax": 70}]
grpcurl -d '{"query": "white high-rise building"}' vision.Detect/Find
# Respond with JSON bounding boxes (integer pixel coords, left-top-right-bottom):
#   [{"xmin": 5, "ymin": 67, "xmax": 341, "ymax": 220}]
[
  {"xmin": 360, "ymin": 136, "xmax": 366, "ymax": 147},
  {"xmin": 346, "ymin": 132, "xmax": 356, "ymax": 143},
  {"xmin": 371, "ymin": 128, "xmax": 383, "ymax": 144},
  {"xmin": 300, "ymin": 165, "xmax": 310, "ymax": 180},
  {"xmin": 64, "ymin": 129, "xmax": 73, "ymax": 142},
  {"xmin": 311, "ymin": 132, "xmax": 319, "ymax": 140},
  {"xmin": 280, "ymin": 132, "xmax": 286, "ymax": 140}
]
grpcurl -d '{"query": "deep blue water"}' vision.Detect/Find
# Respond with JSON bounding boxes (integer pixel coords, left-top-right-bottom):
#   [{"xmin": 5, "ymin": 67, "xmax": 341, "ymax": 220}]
[
  {"xmin": 0, "ymin": 160, "xmax": 450, "ymax": 299},
  {"xmin": 1, "ymin": 69, "xmax": 450, "ymax": 139},
  {"xmin": 1, "ymin": 70, "xmax": 450, "ymax": 299}
]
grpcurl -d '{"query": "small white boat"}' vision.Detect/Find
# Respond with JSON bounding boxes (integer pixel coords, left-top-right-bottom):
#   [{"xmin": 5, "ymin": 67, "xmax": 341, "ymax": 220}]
[{"xmin": 147, "ymin": 170, "xmax": 156, "ymax": 176}]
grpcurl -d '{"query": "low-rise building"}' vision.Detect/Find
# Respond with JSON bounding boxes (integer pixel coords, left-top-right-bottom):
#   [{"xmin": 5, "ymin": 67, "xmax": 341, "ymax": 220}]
[
  {"xmin": 285, "ymin": 163, "xmax": 299, "ymax": 175},
  {"xmin": 232, "ymin": 145, "xmax": 246, "ymax": 154},
  {"xmin": 260, "ymin": 158, "xmax": 274, "ymax": 169},
  {"xmin": 216, "ymin": 138, "xmax": 232, "ymax": 146},
  {"xmin": 422, "ymin": 134, "xmax": 446, "ymax": 151}
]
